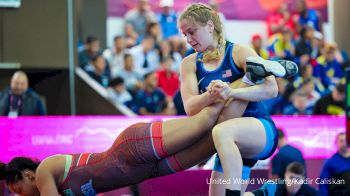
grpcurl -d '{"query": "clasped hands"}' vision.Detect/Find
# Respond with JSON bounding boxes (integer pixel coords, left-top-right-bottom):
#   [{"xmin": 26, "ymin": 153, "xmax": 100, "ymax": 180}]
[{"xmin": 207, "ymin": 80, "xmax": 233, "ymax": 101}]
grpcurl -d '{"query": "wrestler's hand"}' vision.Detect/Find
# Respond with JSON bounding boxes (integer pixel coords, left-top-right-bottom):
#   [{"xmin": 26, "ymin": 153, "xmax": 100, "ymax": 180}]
[
  {"xmin": 207, "ymin": 80, "xmax": 223, "ymax": 95},
  {"xmin": 210, "ymin": 81, "xmax": 232, "ymax": 100}
]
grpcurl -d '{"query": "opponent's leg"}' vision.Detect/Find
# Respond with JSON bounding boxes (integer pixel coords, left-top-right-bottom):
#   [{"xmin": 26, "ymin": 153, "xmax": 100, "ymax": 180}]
[
  {"xmin": 161, "ymin": 80, "xmax": 248, "ymax": 156},
  {"xmin": 161, "ymin": 101, "xmax": 224, "ymax": 156}
]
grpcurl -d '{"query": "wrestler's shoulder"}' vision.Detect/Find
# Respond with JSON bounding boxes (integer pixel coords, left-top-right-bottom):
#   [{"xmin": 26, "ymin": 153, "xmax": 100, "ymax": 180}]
[{"xmin": 181, "ymin": 53, "xmax": 197, "ymax": 66}]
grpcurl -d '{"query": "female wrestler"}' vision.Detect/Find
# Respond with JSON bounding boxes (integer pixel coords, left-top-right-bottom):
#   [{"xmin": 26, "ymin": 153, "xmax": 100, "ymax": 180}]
[
  {"xmin": 0, "ymin": 100, "xmax": 229, "ymax": 196},
  {"xmin": 178, "ymin": 3, "xmax": 298, "ymax": 196}
]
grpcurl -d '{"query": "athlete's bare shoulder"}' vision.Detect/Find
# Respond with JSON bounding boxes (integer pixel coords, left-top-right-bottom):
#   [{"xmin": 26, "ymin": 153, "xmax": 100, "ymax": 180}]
[
  {"xmin": 181, "ymin": 52, "xmax": 197, "ymax": 72},
  {"xmin": 36, "ymin": 155, "xmax": 66, "ymax": 182},
  {"xmin": 35, "ymin": 155, "xmax": 65, "ymax": 194}
]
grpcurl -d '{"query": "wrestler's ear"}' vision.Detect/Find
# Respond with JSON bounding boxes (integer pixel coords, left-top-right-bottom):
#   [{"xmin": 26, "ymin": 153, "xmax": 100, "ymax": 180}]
[
  {"xmin": 23, "ymin": 170, "xmax": 36, "ymax": 181},
  {"xmin": 207, "ymin": 20, "xmax": 214, "ymax": 33}
]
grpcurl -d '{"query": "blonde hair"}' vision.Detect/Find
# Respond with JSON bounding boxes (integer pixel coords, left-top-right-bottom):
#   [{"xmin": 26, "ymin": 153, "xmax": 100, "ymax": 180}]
[{"xmin": 179, "ymin": 3, "xmax": 224, "ymax": 62}]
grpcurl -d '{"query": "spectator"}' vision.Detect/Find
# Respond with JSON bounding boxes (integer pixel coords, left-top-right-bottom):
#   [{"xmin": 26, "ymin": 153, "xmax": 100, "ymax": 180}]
[
  {"xmin": 78, "ymin": 36, "xmax": 101, "ymax": 68},
  {"xmin": 85, "ymin": 53, "xmax": 111, "ymax": 87},
  {"xmin": 293, "ymin": 64, "xmax": 325, "ymax": 95},
  {"xmin": 295, "ymin": 26, "xmax": 314, "ymax": 66},
  {"xmin": 129, "ymin": 36, "xmax": 160, "ymax": 76},
  {"xmin": 266, "ymin": 2, "xmax": 295, "ymax": 37},
  {"xmin": 298, "ymin": 78, "xmax": 321, "ymax": 108},
  {"xmin": 124, "ymin": 0, "xmax": 157, "ymax": 39},
  {"xmin": 107, "ymin": 77, "xmax": 132, "ymax": 106},
  {"xmin": 251, "ymin": 34, "xmax": 269, "ymax": 60},
  {"xmin": 267, "ymin": 28, "xmax": 295, "ymax": 60},
  {"xmin": 283, "ymin": 90, "xmax": 314, "ymax": 115},
  {"xmin": 155, "ymin": 56, "xmax": 180, "ymax": 97},
  {"xmin": 271, "ymin": 129, "xmax": 306, "ymax": 179},
  {"xmin": 158, "ymin": 0, "xmax": 179, "ymax": 40},
  {"xmin": 263, "ymin": 78, "xmax": 290, "ymax": 115},
  {"xmin": 103, "ymin": 36, "xmax": 127, "ymax": 78},
  {"xmin": 294, "ymin": 0, "xmax": 323, "ymax": 33},
  {"xmin": 319, "ymin": 132, "xmax": 350, "ymax": 196},
  {"xmin": 116, "ymin": 53, "xmax": 143, "ymax": 94},
  {"xmin": 159, "ymin": 40, "xmax": 182, "ymax": 72},
  {"xmin": 131, "ymin": 72, "xmax": 170, "ymax": 115},
  {"xmin": 314, "ymin": 43, "xmax": 344, "ymax": 90},
  {"xmin": 313, "ymin": 83, "xmax": 345, "ymax": 115},
  {"xmin": 311, "ymin": 30, "xmax": 324, "ymax": 61},
  {"xmin": 145, "ymin": 21, "xmax": 162, "ymax": 49},
  {"xmin": 0, "ymin": 71, "xmax": 46, "ymax": 116},
  {"xmin": 173, "ymin": 90, "xmax": 186, "ymax": 115},
  {"xmin": 124, "ymin": 23, "xmax": 139, "ymax": 48},
  {"xmin": 275, "ymin": 162, "xmax": 318, "ymax": 196}
]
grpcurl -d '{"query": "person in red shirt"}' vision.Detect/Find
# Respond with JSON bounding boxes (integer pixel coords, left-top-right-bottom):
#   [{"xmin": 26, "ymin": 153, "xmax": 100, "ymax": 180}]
[
  {"xmin": 156, "ymin": 56, "xmax": 180, "ymax": 97},
  {"xmin": 266, "ymin": 2, "xmax": 295, "ymax": 37}
]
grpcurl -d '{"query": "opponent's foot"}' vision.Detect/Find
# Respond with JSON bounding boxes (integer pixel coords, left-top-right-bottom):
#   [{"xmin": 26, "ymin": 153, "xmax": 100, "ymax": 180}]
[{"xmin": 246, "ymin": 56, "xmax": 299, "ymax": 83}]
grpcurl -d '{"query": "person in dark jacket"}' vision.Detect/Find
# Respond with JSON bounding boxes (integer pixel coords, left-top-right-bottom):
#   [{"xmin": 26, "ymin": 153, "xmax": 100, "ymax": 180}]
[{"xmin": 0, "ymin": 71, "xmax": 46, "ymax": 116}]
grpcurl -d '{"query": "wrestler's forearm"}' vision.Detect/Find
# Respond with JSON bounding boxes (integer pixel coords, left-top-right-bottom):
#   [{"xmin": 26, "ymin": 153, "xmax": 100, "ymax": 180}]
[
  {"xmin": 184, "ymin": 91, "xmax": 216, "ymax": 116},
  {"xmin": 229, "ymin": 76, "xmax": 278, "ymax": 102}
]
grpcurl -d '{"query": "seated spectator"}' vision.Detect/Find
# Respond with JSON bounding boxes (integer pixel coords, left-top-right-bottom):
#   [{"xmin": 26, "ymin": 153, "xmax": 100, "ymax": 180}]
[
  {"xmin": 124, "ymin": 0, "xmax": 157, "ymax": 39},
  {"xmin": 129, "ymin": 36, "xmax": 160, "ymax": 76},
  {"xmin": 103, "ymin": 36, "xmax": 128, "ymax": 78},
  {"xmin": 85, "ymin": 53, "xmax": 111, "ymax": 87},
  {"xmin": 275, "ymin": 162, "xmax": 317, "ymax": 196},
  {"xmin": 271, "ymin": 129, "xmax": 306, "ymax": 180},
  {"xmin": 158, "ymin": 0, "xmax": 179, "ymax": 40},
  {"xmin": 263, "ymin": 78, "xmax": 290, "ymax": 114},
  {"xmin": 283, "ymin": 90, "xmax": 313, "ymax": 115},
  {"xmin": 0, "ymin": 71, "xmax": 46, "ymax": 116},
  {"xmin": 266, "ymin": 2, "xmax": 295, "ymax": 37},
  {"xmin": 107, "ymin": 77, "xmax": 132, "ymax": 107},
  {"xmin": 124, "ymin": 24, "xmax": 139, "ymax": 48},
  {"xmin": 78, "ymin": 36, "xmax": 102, "ymax": 68},
  {"xmin": 313, "ymin": 83, "xmax": 345, "ymax": 115},
  {"xmin": 293, "ymin": 64, "xmax": 325, "ymax": 94},
  {"xmin": 298, "ymin": 78, "xmax": 321, "ymax": 108},
  {"xmin": 173, "ymin": 90, "xmax": 186, "ymax": 115},
  {"xmin": 159, "ymin": 40, "xmax": 182, "ymax": 72},
  {"xmin": 155, "ymin": 56, "xmax": 179, "ymax": 97},
  {"xmin": 116, "ymin": 53, "xmax": 143, "ymax": 94},
  {"xmin": 295, "ymin": 26, "xmax": 314, "ymax": 66},
  {"xmin": 319, "ymin": 132, "xmax": 350, "ymax": 196},
  {"xmin": 267, "ymin": 28, "xmax": 295, "ymax": 60},
  {"xmin": 311, "ymin": 30, "xmax": 324, "ymax": 62},
  {"xmin": 145, "ymin": 22, "xmax": 162, "ymax": 49},
  {"xmin": 294, "ymin": 0, "xmax": 323, "ymax": 33},
  {"xmin": 131, "ymin": 72, "xmax": 172, "ymax": 115},
  {"xmin": 251, "ymin": 34, "xmax": 269, "ymax": 60},
  {"xmin": 314, "ymin": 43, "xmax": 344, "ymax": 90}
]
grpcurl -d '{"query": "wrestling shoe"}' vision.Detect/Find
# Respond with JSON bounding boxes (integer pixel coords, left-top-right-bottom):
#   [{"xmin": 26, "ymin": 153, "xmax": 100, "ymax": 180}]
[{"xmin": 246, "ymin": 56, "xmax": 299, "ymax": 84}]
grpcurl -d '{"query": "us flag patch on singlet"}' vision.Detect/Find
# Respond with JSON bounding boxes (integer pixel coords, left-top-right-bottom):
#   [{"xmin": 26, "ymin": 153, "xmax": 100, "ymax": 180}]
[{"xmin": 222, "ymin": 69, "xmax": 232, "ymax": 78}]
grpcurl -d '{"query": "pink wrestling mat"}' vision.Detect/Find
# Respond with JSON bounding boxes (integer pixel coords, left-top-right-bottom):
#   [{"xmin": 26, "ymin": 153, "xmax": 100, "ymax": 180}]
[{"xmin": 0, "ymin": 115, "xmax": 345, "ymax": 162}]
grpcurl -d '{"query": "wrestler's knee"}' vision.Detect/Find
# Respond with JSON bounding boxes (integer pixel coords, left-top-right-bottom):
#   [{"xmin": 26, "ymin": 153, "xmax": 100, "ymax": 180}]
[{"xmin": 212, "ymin": 124, "xmax": 237, "ymax": 146}]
